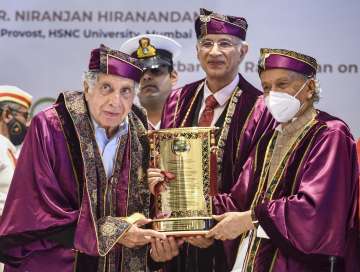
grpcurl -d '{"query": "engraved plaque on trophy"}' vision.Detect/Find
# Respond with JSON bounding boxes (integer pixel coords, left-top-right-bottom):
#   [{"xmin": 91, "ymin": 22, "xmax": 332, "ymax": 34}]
[{"xmin": 148, "ymin": 127, "xmax": 218, "ymax": 236}]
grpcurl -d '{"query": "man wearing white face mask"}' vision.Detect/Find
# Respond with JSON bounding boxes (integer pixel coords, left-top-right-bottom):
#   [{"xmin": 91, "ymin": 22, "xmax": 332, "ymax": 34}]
[
  {"xmin": 205, "ymin": 48, "xmax": 360, "ymax": 271},
  {"xmin": 264, "ymin": 77, "xmax": 312, "ymax": 123}
]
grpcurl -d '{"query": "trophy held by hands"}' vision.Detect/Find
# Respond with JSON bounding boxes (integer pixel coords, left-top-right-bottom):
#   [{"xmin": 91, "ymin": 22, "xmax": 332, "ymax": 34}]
[{"xmin": 148, "ymin": 127, "xmax": 218, "ymax": 236}]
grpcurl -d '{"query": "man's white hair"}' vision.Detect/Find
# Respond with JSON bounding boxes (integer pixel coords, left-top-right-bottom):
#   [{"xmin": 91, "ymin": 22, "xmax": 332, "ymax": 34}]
[
  {"xmin": 233, "ymin": 36, "xmax": 247, "ymax": 47},
  {"xmin": 289, "ymin": 71, "xmax": 321, "ymax": 103},
  {"xmin": 83, "ymin": 71, "xmax": 99, "ymax": 89},
  {"xmin": 313, "ymin": 77, "xmax": 322, "ymax": 103}
]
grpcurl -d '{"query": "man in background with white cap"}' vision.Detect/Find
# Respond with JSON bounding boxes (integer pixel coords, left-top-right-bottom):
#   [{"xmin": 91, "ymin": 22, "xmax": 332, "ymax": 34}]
[
  {"xmin": 0, "ymin": 85, "xmax": 32, "ymax": 271},
  {"xmin": 0, "ymin": 85, "xmax": 32, "ymax": 214},
  {"xmin": 121, "ymin": 34, "xmax": 181, "ymax": 130}
]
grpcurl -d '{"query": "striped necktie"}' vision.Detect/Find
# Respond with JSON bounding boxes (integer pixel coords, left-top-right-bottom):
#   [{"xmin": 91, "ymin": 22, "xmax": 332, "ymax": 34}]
[{"xmin": 198, "ymin": 95, "xmax": 219, "ymax": 127}]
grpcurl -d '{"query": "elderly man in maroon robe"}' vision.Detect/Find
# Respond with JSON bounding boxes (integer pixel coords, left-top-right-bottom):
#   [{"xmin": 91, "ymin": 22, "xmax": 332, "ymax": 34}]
[
  {"xmin": 0, "ymin": 44, "xmax": 166, "ymax": 272},
  {"xmin": 147, "ymin": 8, "xmax": 274, "ymax": 272},
  {"xmin": 206, "ymin": 48, "xmax": 360, "ymax": 271}
]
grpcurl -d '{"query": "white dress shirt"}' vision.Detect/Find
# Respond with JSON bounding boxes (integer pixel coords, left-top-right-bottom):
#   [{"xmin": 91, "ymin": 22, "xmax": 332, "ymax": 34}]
[{"xmin": 198, "ymin": 74, "xmax": 240, "ymax": 126}]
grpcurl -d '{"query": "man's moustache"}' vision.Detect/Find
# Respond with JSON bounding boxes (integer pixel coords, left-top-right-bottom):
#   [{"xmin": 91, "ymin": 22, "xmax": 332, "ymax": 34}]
[{"xmin": 140, "ymin": 85, "xmax": 159, "ymax": 92}]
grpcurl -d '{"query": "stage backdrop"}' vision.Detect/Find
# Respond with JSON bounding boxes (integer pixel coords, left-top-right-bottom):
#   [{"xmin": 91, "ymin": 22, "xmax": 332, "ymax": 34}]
[{"xmin": 1, "ymin": 0, "xmax": 359, "ymax": 137}]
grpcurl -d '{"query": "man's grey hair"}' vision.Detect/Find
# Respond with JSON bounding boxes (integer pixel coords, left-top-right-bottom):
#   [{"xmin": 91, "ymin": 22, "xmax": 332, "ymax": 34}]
[
  {"xmin": 313, "ymin": 78, "xmax": 321, "ymax": 103},
  {"xmin": 289, "ymin": 71, "xmax": 321, "ymax": 103},
  {"xmin": 232, "ymin": 36, "xmax": 247, "ymax": 47},
  {"xmin": 82, "ymin": 71, "xmax": 138, "ymax": 92},
  {"xmin": 83, "ymin": 71, "xmax": 100, "ymax": 89}
]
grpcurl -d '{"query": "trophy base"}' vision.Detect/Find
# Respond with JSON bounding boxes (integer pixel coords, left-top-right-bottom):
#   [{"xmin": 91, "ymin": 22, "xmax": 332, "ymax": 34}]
[
  {"xmin": 159, "ymin": 230, "xmax": 210, "ymax": 237},
  {"xmin": 151, "ymin": 217, "xmax": 215, "ymax": 236}
]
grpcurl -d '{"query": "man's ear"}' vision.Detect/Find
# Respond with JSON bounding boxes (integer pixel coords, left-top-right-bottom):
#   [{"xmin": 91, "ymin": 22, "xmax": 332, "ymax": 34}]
[
  {"xmin": 239, "ymin": 42, "xmax": 248, "ymax": 58},
  {"xmin": 1, "ymin": 106, "xmax": 13, "ymax": 123},
  {"xmin": 170, "ymin": 70, "xmax": 178, "ymax": 87},
  {"xmin": 83, "ymin": 81, "xmax": 90, "ymax": 101},
  {"xmin": 196, "ymin": 44, "xmax": 200, "ymax": 61},
  {"xmin": 307, "ymin": 79, "xmax": 316, "ymax": 100}
]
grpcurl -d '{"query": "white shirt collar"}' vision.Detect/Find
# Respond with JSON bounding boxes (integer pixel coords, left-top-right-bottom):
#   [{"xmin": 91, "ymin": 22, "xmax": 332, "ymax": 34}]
[
  {"xmin": 149, "ymin": 120, "xmax": 161, "ymax": 130},
  {"xmin": 203, "ymin": 74, "xmax": 239, "ymax": 106},
  {"xmin": 91, "ymin": 116, "xmax": 129, "ymax": 156},
  {"xmin": 91, "ymin": 117, "xmax": 128, "ymax": 141}
]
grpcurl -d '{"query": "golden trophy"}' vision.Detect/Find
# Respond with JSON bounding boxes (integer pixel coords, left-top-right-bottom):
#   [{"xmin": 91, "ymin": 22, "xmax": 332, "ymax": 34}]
[{"xmin": 148, "ymin": 127, "xmax": 218, "ymax": 236}]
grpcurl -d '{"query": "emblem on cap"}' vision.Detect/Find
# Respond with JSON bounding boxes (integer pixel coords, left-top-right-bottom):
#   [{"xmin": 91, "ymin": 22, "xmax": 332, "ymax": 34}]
[
  {"xmin": 137, "ymin": 37, "xmax": 157, "ymax": 59},
  {"xmin": 199, "ymin": 14, "xmax": 211, "ymax": 23}
]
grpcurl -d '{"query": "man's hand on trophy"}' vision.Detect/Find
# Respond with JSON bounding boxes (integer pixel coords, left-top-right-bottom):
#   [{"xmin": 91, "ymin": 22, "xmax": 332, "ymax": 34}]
[
  {"xmin": 147, "ymin": 168, "xmax": 165, "ymax": 194},
  {"xmin": 118, "ymin": 219, "xmax": 166, "ymax": 248},
  {"xmin": 184, "ymin": 235, "xmax": 214, "ymax": 248},
  {"xmin": 205, "ymin": 211, "xmax": 254, "ymax": 241},
  {"xmin": 147, "ymin": 168, "xmax": 176, "ymax": 195},
  {"xmin": 150, "ymin": 236, "xmax": 184, "ymax": 262}
]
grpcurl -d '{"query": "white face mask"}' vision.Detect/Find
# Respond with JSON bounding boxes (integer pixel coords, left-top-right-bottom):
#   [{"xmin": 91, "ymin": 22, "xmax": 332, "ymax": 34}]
[{"xmin": 265, "ymin": 80, "xmax": 308, "ymax": 123}]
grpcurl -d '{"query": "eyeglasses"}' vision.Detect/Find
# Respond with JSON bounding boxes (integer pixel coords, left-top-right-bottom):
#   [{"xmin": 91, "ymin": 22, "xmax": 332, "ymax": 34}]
[{"xmin": 198, "ymin": 39, "xmax": 241, "ymax": 50}]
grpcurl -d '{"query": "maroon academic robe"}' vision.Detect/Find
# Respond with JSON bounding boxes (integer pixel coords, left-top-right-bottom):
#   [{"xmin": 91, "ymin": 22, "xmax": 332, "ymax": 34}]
[
  {"xmin": 158, "ymin": 74, "xmax": 275, "ymax": 271},
  {"xmin": 213, "ymin": 110, "xmax": 360, "ymax": 271},
  {"xmin": 0, "ymin": 91, "xmax": 151, "ymax": 272}
]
